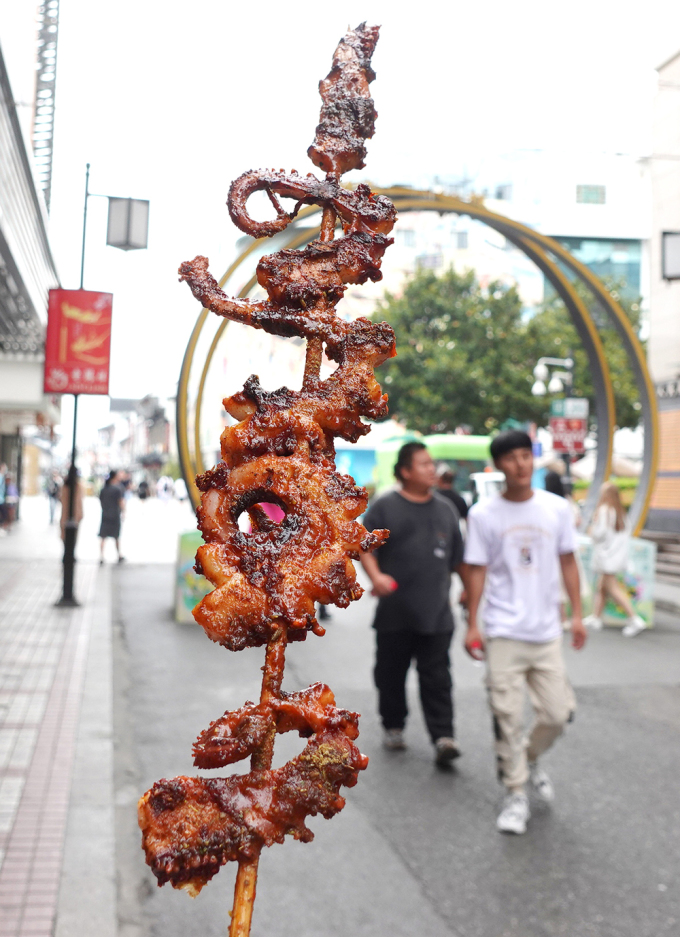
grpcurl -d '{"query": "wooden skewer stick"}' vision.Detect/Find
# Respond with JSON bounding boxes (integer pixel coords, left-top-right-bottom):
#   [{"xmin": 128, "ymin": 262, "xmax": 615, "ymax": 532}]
[
  {"xmin": 229, "ymin": 858, "xmax": 260, "ymax": 937},
  {"xmin": 228, "ymin": 626, "xmax": 287, "ymax": 937},
  {"xmin": 303, "ymin": 337, "xmax": 323, "ymax": 387},
  {"xmin": 232, "ymin": 191, "xmax": 337, "ymax": 935},
  {"xmin": 303, "ymin": 202, "xmax": 336, "ymax": 388}
]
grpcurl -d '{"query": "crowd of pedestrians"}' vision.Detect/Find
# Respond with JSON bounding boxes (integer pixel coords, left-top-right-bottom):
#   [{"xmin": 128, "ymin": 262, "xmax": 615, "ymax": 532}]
[
  {"xmin": 361, "ymin": 430, "xmax": 643, "ymax": 836},
  {"xmin": 25, "ymin": 438, "xmax": 644, "ymax": 834},
  {"xmin": 31, "ymin": 468, "xmax": 190, "ymax": 562}
]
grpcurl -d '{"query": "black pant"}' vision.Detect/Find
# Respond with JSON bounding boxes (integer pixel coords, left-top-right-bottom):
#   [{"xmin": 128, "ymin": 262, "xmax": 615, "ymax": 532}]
[{"xmin": 374, "ymin": 630, "xmax": 454, "ymax": 743}]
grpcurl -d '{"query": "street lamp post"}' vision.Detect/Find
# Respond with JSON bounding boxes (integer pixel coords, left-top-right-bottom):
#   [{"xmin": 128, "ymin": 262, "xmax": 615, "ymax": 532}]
[
  {"xmin": 531, "ymin": 355, "xmax": 576, "ymax": 481},
  {"xmin": 531, "ymin": 356, "xmax": 574, "ymax": 397},
  {"xmin": 56, "ymin": 164, "xmax": 149, "ymax": 607}
]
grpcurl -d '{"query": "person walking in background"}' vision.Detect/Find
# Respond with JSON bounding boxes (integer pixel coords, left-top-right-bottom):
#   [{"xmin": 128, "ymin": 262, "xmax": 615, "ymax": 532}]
[
  {"xmin": 0, "ymin": 463, "xmax": 7, "ymax": 537},
  {"xmin": 99, "ymin": 470, "xmax": 125, "ymax": 565},
  {"xmin": 463, "ymin": 430, "xmax": 587, "ymax": 835},
  {"xmin": 584, "ymin": 481, "xmax": 645, "ymax": 637},
  {"xmin": 60, "ymin": 466, "xmax": 84, "ymax": 545},
  {"xmin": 361, "ymin": 442, "xmax": 464, "ymax": 767},
  {"xmin": 157, "ymin": 475, "xmax": 174, "ymax": 502},
  {"xmin": 3, "ymin": 474, "xmax": 18, "ymax": 528},
  {"xmin": 47, "ymin": 472, "xmax": 61, "ymax": 524},
  {"xmin": 436, "ymin": 464, "xmax": 469, "ymax": 520},
  {"xmin": 544, "ymin": 469, "xmax": 565, "ymax": 499},
  {"xmin": 544, "ymin": 469, "xmax": 588, "ymax": 625}
]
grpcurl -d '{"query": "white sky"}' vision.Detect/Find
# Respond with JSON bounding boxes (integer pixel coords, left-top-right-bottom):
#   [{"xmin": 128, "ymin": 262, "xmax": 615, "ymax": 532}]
[{"xmin": 5, "ymin": 0, "xmax": 680, "ymax": 444}]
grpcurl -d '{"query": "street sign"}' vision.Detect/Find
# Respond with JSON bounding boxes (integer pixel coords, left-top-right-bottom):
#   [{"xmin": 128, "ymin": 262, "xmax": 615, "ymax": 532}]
[
  {"xmin": 549, "ymin": 416, "xmax": 587, "ymax": 453},
  {"xmin": 550, "ymin": 397, "xmax": 589, "ymax": 419},
  {"xmin": 44, "ymin": 289, "xmax": 113, "ymax": 395}
]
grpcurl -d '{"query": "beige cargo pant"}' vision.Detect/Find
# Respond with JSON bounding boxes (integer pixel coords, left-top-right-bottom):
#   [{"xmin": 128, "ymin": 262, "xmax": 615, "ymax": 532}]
[{"xmin": 485, "ymin": 636, "xmax": 576, "ymax": 792}]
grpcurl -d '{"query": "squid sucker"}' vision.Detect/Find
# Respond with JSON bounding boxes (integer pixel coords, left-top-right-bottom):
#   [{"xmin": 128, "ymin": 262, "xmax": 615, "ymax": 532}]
[{"xmin": 139, "ymin": 22, "xmax": 396, "ymax": 935}]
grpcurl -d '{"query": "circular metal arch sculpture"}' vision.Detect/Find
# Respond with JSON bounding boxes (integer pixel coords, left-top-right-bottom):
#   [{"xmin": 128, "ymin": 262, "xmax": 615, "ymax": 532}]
[{"xmin": 177, "ymin": 189, "xmax": 658, "ymax": 534}]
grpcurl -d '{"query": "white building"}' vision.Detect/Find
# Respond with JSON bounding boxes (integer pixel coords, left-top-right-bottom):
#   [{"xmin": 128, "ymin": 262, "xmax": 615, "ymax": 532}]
[
  {"xmin": 647, "ymin": 49, "xmax": 680, "ymax": 533},
  {"xmin": 95, "ymin": 396, "xmax": 175, "ymax": 485},
  {"xmin": 337, "ymin": 150, "xmax": 650, "ymax": 328}
]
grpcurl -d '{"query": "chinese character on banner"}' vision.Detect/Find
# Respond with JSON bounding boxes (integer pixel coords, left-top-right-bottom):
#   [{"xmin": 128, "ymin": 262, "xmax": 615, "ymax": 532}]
[
  {"xmin": 549, "ymin": 416, "xmax": 588, "ymax": 453},
  {"xmin": 44, "ymin": 289, "xmax": 113, "ymax": 395}
]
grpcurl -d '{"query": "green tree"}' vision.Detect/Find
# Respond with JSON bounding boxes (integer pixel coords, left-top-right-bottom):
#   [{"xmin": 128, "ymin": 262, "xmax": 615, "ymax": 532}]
[
  {"xmin": 374, "ymin": 267, "xmax": 643, "ymax": 434},
  {"xmin": 374, "ymin": 267, "xmax": 541, "ymax": 434}
]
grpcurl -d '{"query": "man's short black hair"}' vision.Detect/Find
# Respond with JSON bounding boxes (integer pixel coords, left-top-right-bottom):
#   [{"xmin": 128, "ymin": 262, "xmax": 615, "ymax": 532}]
[
  {"xmin": 490, "ymin": 430, "xmax": 533, "ymax": 463},
  {"xmin": 394, "ymin": 441, "xmax": 427, "ymax": 481}
]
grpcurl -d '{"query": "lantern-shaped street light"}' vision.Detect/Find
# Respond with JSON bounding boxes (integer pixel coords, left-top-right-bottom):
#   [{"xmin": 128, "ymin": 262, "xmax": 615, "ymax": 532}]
[
  {"xmin": 106, "ymin": 197, "xmax": 150, "ymax": 251},
  {"xmin": 531, "ymin": 357, "xmax": 574, "ymax": 396}
]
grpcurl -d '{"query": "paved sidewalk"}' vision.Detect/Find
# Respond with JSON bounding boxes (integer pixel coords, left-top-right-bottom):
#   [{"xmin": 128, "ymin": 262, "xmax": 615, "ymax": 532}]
[
  {"xmin": 0, "ymin": 499, "xmax": 115, "ymax": 937},
  {"xmin": 0, "ymin": 495, "xmax": 194, "ymax": 937},
  {"xmin": 655, "ymin": 578, "xmax": 680, "ymax": 614},
  {"xmin": 0, "ymin": 499, "xmax": 114, "ymax": 937}
]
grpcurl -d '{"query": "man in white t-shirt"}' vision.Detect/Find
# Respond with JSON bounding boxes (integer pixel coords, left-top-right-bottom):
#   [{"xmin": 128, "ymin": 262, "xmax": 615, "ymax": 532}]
[{"xmin": 463, "ymin": 430, "xmax": 587, "ymax": 835}]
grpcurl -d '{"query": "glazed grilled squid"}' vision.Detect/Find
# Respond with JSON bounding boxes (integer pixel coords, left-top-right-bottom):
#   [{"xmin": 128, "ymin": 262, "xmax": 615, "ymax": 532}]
[{"xmin": 139, "ymin": 23, "xmax": 396, "ymax": 936}]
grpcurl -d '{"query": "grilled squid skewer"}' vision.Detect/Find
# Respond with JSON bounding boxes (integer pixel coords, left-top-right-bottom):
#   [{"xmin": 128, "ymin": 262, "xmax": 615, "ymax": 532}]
[{"xmin": 139, "ymin": 24, "xmax": 395, "ymax": 937}]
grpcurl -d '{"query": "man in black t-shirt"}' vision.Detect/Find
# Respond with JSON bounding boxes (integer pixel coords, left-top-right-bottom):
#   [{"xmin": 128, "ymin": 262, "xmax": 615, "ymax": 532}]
[
  {"xmin": 436, "ymin": 465, "xmax": 469, "ymax": 519},
  {"xmin": 361, "ymin": 442, "xmax": 464, "ymax": 766}
]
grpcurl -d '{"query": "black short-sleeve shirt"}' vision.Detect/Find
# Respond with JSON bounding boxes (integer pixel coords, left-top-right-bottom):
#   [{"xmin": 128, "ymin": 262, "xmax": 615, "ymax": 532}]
[{"xmin": 363, "ymin": 491, "xmax": 464, "ymax": 634}]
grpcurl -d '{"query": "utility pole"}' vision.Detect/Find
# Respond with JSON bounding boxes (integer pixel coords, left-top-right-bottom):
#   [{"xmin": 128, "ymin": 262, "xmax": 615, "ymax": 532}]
[{"xmin": 56, "ymin": 163, "xmax": 89, "ymax": 606}]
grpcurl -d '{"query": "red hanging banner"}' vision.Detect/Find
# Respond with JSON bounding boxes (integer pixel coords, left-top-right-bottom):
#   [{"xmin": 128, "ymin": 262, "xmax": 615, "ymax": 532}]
[{"xmin": 44, "ymin": 289, "xmax": 113, "ymax": 395}]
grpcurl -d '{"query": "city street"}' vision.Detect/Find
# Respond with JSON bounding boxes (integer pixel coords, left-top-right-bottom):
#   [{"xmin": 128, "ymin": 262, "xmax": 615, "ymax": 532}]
[
  {"xmin": 112, "ymin": 504, "xmax": 680, "ymax": 937},
  {"xmin": 1, "ymin": 497, "xmax": 679, "ymax": 937},
  {"xmin": 3, "ymin": 7, "xmax": 680, "ymax": 937}
]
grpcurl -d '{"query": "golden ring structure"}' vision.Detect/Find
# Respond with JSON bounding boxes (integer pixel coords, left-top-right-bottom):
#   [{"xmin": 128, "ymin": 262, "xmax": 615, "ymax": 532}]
[{"xmin": 177, "ymin": 188, "xmax": 658, "ymax": 535}]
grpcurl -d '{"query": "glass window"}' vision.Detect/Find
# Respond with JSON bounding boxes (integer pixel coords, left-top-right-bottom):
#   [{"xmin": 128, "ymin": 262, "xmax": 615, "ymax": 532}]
[
  {"xmin": 576, "ymin": 185, "xmax": 606, "ymax": 204},
  {"xmin": 544, "ymin": 237, "xmax": 641, "ymax": 301},
  {"xmin": 662, "ymin": 232, "xmax": 680, "ymax": 279},
  {"xmin": 416, "ymin": 253, "xmax": 443, "ymax": 270},
  {"xmin": 396, "ymin": 228, "xmax": 416, "ymax": 248}
]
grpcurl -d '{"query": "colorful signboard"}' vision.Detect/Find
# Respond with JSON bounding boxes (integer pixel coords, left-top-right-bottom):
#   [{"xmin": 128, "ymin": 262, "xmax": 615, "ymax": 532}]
[
  {"xmin": 549, "ymin": 416, "xmax": 588, "ymax": 453},
  {"xmin": 44, "ymin": 289, "xmax": 113, "ymax": 394},
  {"xmin": 578, "ymin": 535, "xmax": 656, "ymax": 628},
  {"xmin": 175, "ymin": 530, "xmax": 212, "ymax": 623}
]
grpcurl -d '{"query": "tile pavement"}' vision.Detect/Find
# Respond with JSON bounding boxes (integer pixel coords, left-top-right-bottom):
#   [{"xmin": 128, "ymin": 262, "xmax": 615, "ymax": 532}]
[
  {"xmin": 0, "ymin": 499, "xmax": 110, "ymax": 937},
  {"xmin": 0, "ymin": 492, "xmax": 190, "ymax": 937}
]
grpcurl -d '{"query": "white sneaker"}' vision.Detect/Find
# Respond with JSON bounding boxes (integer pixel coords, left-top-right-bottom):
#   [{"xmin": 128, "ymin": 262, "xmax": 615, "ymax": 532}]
[
  {"xmin": 583, "ymin": 615, "xmax": 603, "ymax": 630},
  {"xmin": 622, "ymin": 615, "xmax": 646, "ymax": 637},
  {"xmin": 383, "ymin": 728, "xmax": 406, "ymax": 750},
  {"xmin": 529, "ymin": 762, "xmax": 555, "ymax": 802},
  {"xmin": 496, "ymin": 792, "xmax": 530, "ymax": 834}
]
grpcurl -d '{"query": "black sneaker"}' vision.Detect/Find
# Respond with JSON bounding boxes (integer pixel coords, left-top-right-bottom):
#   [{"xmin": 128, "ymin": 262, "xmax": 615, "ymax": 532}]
[{"xmin": 434, "ymin": 737, "xmax": 461, "ymax": 766}]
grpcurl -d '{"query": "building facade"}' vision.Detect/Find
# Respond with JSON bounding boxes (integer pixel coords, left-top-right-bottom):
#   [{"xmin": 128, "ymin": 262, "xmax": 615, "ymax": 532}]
[
  {"xmin": 647, "ymin": 50, "xmax": 680, "ymax": 532},
  {"xmin": 0, "ymin": 38, "xmax": 60, "ymax": 495}
]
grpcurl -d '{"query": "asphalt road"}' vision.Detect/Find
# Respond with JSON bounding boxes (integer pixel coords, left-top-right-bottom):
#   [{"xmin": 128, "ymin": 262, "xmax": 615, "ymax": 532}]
[{"xmin": 113, "ymin": 562, "xmax": 680, "ymax": 937}]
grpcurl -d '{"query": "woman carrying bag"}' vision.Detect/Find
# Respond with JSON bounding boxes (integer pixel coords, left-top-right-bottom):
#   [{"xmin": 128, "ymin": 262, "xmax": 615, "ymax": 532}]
[{"xmin": 585, "ymin": 482, "xmax": 645, "ymax": 637}]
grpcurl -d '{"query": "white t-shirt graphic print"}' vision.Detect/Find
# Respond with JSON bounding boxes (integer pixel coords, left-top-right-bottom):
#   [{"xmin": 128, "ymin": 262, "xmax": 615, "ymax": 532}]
[{"xmin": 464, "ymin": 489, "xmax": 578, "ymax": 642}]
